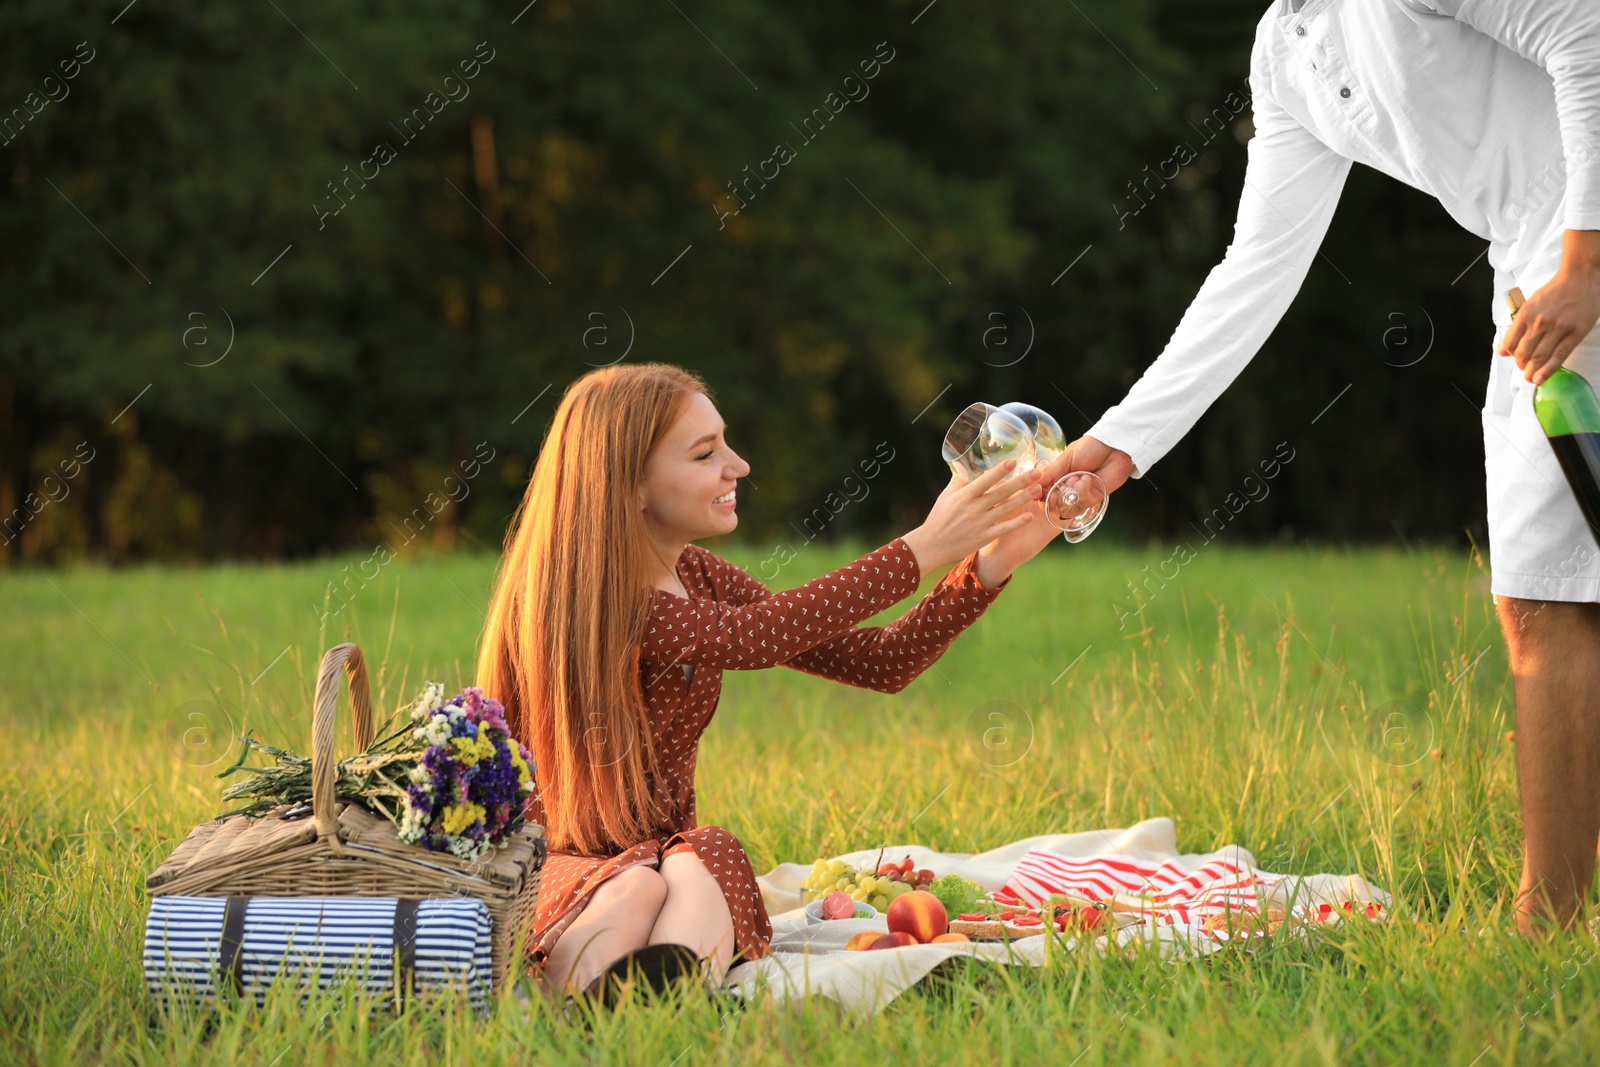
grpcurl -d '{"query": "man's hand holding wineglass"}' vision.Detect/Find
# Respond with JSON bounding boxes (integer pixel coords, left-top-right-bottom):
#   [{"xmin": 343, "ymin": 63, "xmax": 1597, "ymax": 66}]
[
  {"xmin": 968, "ymin": 434, "xmax": 1136, "ymax": 585},
  {"xmin": 1035, "ymin": 435, "xmax": 1136, "ymax": 497}
]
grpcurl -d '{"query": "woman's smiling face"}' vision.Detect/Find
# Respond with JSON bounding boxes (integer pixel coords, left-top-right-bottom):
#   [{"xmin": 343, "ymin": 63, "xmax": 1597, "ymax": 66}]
[{"xmin": 639, "ymin": 391, "xmax": 751, "ymax": 547}]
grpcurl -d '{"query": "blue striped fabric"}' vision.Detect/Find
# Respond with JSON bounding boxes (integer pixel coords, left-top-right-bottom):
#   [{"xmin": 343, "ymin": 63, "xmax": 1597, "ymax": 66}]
[{"xmin": 143, "ymin": 896, "xmax": 494, "ymax": 1014}]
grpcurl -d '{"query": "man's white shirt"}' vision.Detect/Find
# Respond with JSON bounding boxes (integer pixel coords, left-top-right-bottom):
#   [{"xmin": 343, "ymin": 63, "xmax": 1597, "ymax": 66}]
[{"xmin": 1085, "ymin": 0, "xmax": 1600, "ymax": 479}]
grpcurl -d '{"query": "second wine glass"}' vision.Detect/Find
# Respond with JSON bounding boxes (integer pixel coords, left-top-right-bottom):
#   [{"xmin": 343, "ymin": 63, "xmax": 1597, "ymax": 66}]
[
  {"xmin": 942, "ymin": 403, "xmax": 1036, "ymax": 481},
  {"xmin": 999, "ymin": 401, "xmax": 1110, "ymax": 543}
]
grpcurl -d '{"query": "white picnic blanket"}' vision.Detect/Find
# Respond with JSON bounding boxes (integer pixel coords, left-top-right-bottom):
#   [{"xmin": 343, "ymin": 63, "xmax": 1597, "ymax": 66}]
[{"xmin": 722, "ymin": 817, "xmax": 1390, "ymax": 1017}]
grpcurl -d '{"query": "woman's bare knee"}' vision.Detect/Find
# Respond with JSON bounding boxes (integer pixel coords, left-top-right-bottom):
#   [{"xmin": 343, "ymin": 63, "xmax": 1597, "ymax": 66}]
[
  {"xmin": 658, "ymin": 849, "xmax": 711, "ymax": 881},
  {"xmin": 658, "ymin": 851, "xmax": 727, "ymax": 909},
  {"xmin": 652, "ymin": 852, "xmax": 736, "ymax": 974},
  {"xmin": 590, "ymin": 863, "xmax": 669, "ymax": 915},
  {"xmin": 541, "ymin": 864, "xmax": 670, "ymax": 994}
]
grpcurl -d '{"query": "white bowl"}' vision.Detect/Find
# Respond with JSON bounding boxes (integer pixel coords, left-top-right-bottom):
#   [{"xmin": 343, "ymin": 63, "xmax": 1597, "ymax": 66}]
[{"xmin": 804, "ymin": 898, "xmax": 879, "ymax": 924}]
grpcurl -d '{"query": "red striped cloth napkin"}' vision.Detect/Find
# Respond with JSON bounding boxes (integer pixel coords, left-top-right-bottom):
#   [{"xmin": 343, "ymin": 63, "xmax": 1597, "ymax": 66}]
[{"xmin": 993, "ymin": 847, "xmax": 1383, "ymax": 932}]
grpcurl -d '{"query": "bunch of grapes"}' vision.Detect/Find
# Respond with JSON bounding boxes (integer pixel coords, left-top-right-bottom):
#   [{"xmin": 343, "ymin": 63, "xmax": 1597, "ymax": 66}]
[
  {"xmin": 801, "ymin": 855, "xmax": 935, "ymax": 912},
  {"xmin": 877, "ymin": 855, "xmax": 936, "ymax": 891}
]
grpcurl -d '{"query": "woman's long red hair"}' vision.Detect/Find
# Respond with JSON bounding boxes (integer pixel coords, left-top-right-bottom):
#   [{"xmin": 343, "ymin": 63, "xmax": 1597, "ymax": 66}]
[{"xmin": 476, "ymin": 363, "xmax": 710, "ymax": 854}]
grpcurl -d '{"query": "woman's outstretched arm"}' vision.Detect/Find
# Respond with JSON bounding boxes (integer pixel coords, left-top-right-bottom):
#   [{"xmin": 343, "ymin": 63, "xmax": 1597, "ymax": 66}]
[
  {"xmin": 690, "ymin": 544, "xmax": 1008, "ymax": 693},
  {"xmin": 642, "ymin": 460, "xmax": 1037, "ymax": 673},
  {"xmin": 640, "ymin": 538, "xmax": 924, "ymax": 670}
]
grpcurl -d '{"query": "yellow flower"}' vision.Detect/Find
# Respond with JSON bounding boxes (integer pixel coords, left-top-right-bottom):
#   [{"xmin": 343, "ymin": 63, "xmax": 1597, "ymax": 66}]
[
  {"xmin": 441, "ymin": 802, "xmax": 486, "ymax": 836},
  {"xmin": 450, "ymin": 733, "xmax": 496, "ymax": 767},
  {"xmin": 510, "ymin": 748, "xmax": 533, "ymax": 789}
]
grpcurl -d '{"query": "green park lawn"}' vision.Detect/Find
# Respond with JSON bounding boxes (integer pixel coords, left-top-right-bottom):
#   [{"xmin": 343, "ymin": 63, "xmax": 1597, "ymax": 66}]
[{"xmin": 4, "ymin": 538, "xmax": 1597, "ymax": 1064}]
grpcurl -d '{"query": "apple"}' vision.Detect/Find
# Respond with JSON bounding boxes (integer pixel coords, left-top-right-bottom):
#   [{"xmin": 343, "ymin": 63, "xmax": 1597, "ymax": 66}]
[
  {"xmin": 845, "ymin": 931, "xmax": 882, "ymax": 951},
  {"xmin": 822, "ymin": 891, "xmax": 856, "ymax": 920},
  {"xmin": 887, "ymin": 890, "xmax": 949, "ymax": 943},
  {"xmin": 867, "ymin": 931, "xmax": 917, "ymax": 950},
  {"xmin": 930, "ymin": 932, "xmax": 970, "ymax": 944}
]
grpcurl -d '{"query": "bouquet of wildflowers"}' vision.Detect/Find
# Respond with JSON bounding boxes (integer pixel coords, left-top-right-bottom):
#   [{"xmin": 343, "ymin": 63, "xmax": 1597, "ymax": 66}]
[
  {"xmin": 218, "ymin": 682, "xmax": 536, "ymax": 863},
  {"xmin": 396, "ymin": 683, "xmax": 535, "ymax": 860}
]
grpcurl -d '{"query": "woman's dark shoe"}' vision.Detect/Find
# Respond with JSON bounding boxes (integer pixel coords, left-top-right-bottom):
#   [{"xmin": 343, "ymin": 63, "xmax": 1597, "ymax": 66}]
[
  {"xmin": 705, "ymin": 985, "xmax": 750, "ymax": 1017},
  {"xmin": 579, "ymin": 943, "xmax": 705, "ymax": 1008}
]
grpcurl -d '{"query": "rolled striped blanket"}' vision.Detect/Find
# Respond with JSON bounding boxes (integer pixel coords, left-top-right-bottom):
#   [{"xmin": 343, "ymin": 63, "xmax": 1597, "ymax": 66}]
[{"xmin": 143, "ymin": 896, "xmax": 494, "ymax": 1014}]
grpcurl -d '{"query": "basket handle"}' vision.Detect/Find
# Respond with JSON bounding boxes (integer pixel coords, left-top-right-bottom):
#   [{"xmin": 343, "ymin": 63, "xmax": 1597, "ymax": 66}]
[{"xmin": 311, "ymin": 642, "xmax": 375, "ymax": 842}]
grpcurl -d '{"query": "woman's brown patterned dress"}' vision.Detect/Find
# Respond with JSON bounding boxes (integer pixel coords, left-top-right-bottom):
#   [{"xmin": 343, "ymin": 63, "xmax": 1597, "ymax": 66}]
[{"xmin": 526, "ymin": 536, "xmax": 1009, "ymax": 969}]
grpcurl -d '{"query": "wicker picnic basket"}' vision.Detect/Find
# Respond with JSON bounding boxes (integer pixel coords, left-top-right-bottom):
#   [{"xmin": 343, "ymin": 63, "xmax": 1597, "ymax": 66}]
[{"xmin": 145, "ymin": 642, "xmax": 546, "ymax": 991}]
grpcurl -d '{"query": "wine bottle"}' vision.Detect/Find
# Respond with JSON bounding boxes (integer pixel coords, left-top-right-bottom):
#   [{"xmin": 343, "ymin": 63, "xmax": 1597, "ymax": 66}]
[{"xmin": 1508, "ymin": 287, "xmax": 1600, "ymax": 537}]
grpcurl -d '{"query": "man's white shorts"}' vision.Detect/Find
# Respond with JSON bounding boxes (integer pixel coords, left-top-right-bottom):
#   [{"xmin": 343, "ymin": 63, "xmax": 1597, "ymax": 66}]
[{"xmin": 1483, "ymin": 262, "xmax": 1600, "ymax": 603}]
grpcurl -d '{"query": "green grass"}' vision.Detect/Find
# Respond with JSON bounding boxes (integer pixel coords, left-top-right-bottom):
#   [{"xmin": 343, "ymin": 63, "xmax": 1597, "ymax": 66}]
[{"xmin": 5, "ymin": 538, "xmax": 1598, "ymax": 1065}]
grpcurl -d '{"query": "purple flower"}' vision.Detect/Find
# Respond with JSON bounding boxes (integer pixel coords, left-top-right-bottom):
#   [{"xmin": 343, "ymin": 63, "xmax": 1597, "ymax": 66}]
[{"xmin": 399, "ymin": 687, "xmax": 536, "ymax": 856}]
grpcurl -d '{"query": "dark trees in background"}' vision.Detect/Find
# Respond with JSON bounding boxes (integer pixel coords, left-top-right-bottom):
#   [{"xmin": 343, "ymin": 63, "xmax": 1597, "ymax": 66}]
[{"xmin": 0, "ymin": 0, "xmax": 1494, "ymax": 566}]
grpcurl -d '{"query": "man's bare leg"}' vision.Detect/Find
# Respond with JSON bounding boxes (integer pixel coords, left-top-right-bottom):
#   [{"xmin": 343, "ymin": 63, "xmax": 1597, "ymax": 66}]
[{"xmin": 1496, "ymin": 596, "xmax": 1600, "ymax": 934}]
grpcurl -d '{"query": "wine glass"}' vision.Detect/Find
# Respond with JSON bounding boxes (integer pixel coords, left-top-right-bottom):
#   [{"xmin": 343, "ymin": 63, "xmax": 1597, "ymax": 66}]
[
  {"xmin": 999, "ymin": 401, "xmax": 1110, "ymax": 543},
  {"xmin": 999, "ymin": 402, "xmax": 1067, "ymax": 468},
  {"xmin": 1043, "ymin": 470, "xmax": 1109, "ymax": 542},
  {"xmin": 942, "ymin": 403, "xmax": 1036, "ymax": 481}
]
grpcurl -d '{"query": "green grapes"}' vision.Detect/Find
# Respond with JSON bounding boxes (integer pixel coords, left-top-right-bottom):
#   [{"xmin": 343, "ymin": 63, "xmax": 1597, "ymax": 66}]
[
  {"xmin": 802, "ymin": 858, "xmax": 869, "ymax": 902},
  {"xmin": 801, "ymin": 859, "xmax": 922, "ymax": 907}
]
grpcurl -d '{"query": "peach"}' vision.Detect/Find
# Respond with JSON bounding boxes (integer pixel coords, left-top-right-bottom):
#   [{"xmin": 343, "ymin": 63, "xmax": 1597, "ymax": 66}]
[
  {"xmin": 822, "ymin": 891, "xmax": 856, "ymax": 920},
  {"xmin": 844, "ymin": 931, "xmax": 882, "ymax": 951},
  {"xmin": 930, "ymin": 932, "xmax": 970, "ymax": 944},
  {"xmin": 887, "ymin": 890, "xmax": 949, "ymax": 943},
  {"xmin": 867, "ymin": 931, "xmax": 917, "ymax": 950}
]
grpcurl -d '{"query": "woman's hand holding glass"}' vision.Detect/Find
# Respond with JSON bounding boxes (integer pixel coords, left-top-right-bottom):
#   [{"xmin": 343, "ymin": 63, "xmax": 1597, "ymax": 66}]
[
  {"xmin": 900, "ymin": 459, "xmax": 1042, "ymax": 579},
  {"xmin": 944, "ymin": 403, "xmax": 1112, "ymax": 544},
  {"xmin": 972, "ymin": 481, "xmax": 1061, "ymax": 586}
]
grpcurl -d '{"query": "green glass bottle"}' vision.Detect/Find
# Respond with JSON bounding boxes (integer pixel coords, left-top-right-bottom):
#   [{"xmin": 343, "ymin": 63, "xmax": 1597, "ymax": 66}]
[
  {"xmin": 1534, "ymin": 367, "xmax": 1600, "ymax": 536},
  {"xmin": 1511, "ymin": 288, "xmax": 1600, "ymax": 537}
]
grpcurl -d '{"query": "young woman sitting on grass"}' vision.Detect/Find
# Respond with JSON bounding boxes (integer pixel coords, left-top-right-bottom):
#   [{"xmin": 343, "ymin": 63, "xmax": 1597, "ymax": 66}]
[{"xmin": 476, "ymin": 362, "xmax": 1061, "ymax": 1006}]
